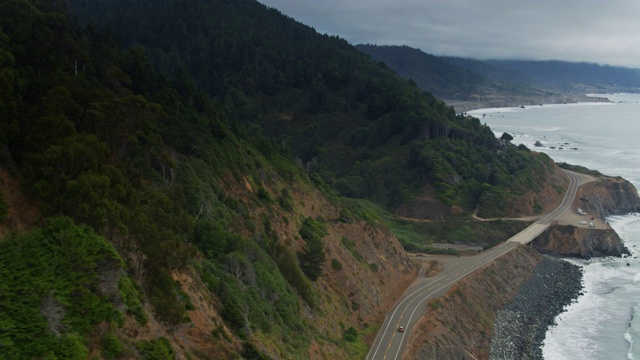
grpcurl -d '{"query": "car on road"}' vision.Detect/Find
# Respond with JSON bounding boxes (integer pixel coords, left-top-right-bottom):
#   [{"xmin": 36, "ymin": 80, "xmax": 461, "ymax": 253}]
[{"xmin": 397, "ymin": 326, "xmax": 405, "ymax": 332}]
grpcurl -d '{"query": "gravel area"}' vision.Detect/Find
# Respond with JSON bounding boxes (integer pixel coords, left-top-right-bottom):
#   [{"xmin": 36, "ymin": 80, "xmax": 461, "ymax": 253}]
[{"xmin": 488, "ymin": 256, "xmax": 583, "ymax": 360}]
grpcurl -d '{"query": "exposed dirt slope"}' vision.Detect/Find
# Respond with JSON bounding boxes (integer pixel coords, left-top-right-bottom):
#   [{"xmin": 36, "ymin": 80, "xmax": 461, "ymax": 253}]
[{"xmin": 532, "ymin": 226, "xmax": 629, "ymax": 258}]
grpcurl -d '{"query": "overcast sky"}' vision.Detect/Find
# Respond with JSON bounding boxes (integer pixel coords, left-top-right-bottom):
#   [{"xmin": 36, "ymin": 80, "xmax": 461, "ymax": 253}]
[{"xmin": 257, "ymin": 0, "xmax": 640, "ymax": 68}]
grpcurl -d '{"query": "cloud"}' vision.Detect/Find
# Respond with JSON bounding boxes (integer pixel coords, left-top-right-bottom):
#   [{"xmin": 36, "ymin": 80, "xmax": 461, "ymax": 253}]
[{"xmin": 258, "ymin": 0, "xmax": 640, "ymax": 68}]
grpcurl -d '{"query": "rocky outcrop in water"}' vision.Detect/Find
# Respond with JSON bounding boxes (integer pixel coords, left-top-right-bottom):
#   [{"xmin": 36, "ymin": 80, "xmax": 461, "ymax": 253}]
[
  {"xmin": 530, "ymin": 176, "xmax": 639, "ymax": 258},
  {"xmin": 532, "ymin": 226, "xmax": 629, "ymax": 258},
  {"xmin": 579, "ymin": 177, "xmax": 640, "ymax": 219}
]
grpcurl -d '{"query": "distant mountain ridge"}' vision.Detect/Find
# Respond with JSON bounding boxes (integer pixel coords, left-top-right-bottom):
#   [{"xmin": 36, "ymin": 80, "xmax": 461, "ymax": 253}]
[
  {"xmin": 358, "ymin": 45, "xmax": 640, "ymax": 111},
  {"xmin": 485, "ymin": 59, "xmax": 640, "ymax": 91},
  {"xmin": 355, "ymin": 44, "xmax": 488, "ymax": 99}
]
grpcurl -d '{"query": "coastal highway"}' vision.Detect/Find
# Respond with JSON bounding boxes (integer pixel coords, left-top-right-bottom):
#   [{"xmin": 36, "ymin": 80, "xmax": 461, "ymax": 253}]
[{"xmin": 366, "ymin": 170, "xmax": 581, "ymax": 360}]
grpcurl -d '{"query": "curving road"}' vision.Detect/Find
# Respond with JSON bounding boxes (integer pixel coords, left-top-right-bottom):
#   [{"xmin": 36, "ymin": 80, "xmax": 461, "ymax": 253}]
[{"xmin": 366, "ymin": 170, "xmax": 581, "ymax": 360}]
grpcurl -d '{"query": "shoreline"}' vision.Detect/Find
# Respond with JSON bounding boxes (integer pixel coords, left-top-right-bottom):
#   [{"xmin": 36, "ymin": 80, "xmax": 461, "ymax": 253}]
[
  {"xmin": 488, "ymin": 255, "xmax": 583, "ymax": 359},
  {"xmin": 445, "ymin": 94, "xmax": 611, "ymax": 113}
]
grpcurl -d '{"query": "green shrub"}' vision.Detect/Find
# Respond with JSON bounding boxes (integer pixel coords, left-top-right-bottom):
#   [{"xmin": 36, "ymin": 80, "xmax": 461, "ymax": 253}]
[
  {"xmin": 278, "ymin": 188, "xmax": 294, "ymax": 212},
  {"xmin": 102, "ymin": 333, "xmax": 124, "ymax": 359},
  {"xmin": 297, "ymin": 217, "xmax": 327, "ymax": 281},
  {"xmin": 137, "ymin": 338, "xmax": 175, "ymax": 360},
  {"xmin": 0, "ymin": 217, "xmax": 126, "ymax": 358},
  {"xmin": 337, "ymin": 208, "xmax": 356, "ymax": 223},
  {"xmin": 242, "ymin": 342, "xmax": 272, "ymax": 360},
  {"xmin": 257, "ymin": 187, "xmax": 273, "ymax": 202},
  {"xmin": 119, "ymin": 277, "xmax": 147, "ymax": 325},
  {"xmin": 331, "ymin": 258, "xmax": 343, "ymax": 271},
  {"xmin": 273, "ymin": 244, "xmax": 317, "ymax": 307},
  {"xmin": 56, "ymin": 334, "xmax": 89, "ymax": 360},
  {"xmin": 344, "ymin": 327, "xmax": 358, "ymax": 342},
  {"xmin": 147, "ymin": 270, "xmax": 187, "ymax": 326}
]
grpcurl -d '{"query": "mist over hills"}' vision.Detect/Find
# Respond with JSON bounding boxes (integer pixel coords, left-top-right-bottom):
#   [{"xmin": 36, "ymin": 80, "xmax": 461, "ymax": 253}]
[
  {"xmin": 358, "ymin": 44, "xmax": 640, "ymax": 111},
  {"xmin": 485, "ymin": 59, "xmax": 640, "ymax": 91}
]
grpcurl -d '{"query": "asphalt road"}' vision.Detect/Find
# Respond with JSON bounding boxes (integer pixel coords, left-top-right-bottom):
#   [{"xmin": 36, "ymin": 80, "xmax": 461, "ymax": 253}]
[{"xmin": 366, "ymin": 170, "xmax": 581, "ymax": 360}]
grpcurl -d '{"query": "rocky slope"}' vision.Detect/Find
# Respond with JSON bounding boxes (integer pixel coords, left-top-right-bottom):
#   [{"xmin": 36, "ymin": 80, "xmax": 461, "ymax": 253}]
[
  {"xmin": 405, "ymin": 247, "xmax": 584, "ymax": 360},
  {"xmin": 577, "ymin": 176, "xmax": 640, "ymax": 219},
  {"xmin": 531, "ymin": 176, "xmax": 640, "ymax": 258},
  {"xmin": 405, "ymin": 246, "xmax": 546, "ymax": 359},
  {"xmin": 532, "ymin": 226, "xmax": 629, "ymax": 258},
  {"xmin": 0, "ymin": 165, "xmax": 419, "ymax": 359}
]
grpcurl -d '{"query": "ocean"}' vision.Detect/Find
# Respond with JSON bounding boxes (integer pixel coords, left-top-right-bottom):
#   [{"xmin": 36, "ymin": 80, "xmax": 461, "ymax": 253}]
[{"xmin": 468, "ymin": 93, "xmax": 640, "ymax": 360}]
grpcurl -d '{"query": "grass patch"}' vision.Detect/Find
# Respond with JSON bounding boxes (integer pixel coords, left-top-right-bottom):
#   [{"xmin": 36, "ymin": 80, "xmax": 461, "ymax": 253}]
[
  {"xmin": 384, "ymin": 215, "xmax": 530, "ymax": 254},
  {"xmin": 339, "ymin": 323, "xmax": 379, "ymax": 359},
  {"xmin": 473, "ymin": 306, "xmax": 493, "ymax": 328},
  {"xmin": 558, "ymin": 162, "xmax": 603, "ymax": 176}
]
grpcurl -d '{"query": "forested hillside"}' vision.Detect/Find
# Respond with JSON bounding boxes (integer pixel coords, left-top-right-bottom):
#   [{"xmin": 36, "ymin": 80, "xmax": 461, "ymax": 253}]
[
  {"xmin": 355, "ymin": 44, "xmax": 488, "ymax": 100},
  {"xmin": 358, "ymin": 45, "xmax": 627, "ymax": 112},
  {"xmin": 0, "ymin": 0, "xmax": 569, "ymax": 358},
  {"xmin": 68, "ymin": 0, "xmax": 561, "ymax": 216},
  {"xmin": 486, "ymin": 59, "xmax": 640, "ymax": 92}
]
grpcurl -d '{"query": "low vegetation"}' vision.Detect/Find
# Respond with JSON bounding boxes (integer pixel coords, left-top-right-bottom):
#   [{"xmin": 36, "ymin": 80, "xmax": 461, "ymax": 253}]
[{"xmin": 0, "ymin": 217, "xmax": 141, "ymax": 358}]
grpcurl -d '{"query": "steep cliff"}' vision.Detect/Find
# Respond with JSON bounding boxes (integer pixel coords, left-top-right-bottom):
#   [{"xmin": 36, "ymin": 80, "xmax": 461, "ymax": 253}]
[
  {"xmin": 530, "ymin": 176, "xmax": 639, "ymax": 258},
  {"xmin": 577, "ymin": 176, "xmax": 640, "ymax": 219},
  {"xmin": 532, "ymin": 226, "xmax": 629, "ymax": 258}
]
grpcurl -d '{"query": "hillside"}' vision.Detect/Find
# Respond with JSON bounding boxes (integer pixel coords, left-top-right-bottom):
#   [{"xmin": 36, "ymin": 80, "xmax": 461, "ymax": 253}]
[
  {"xmin": 355, "ymin": 44, "xmax": 488, "ymax": 100},
  {"xmin": 68, "ymin": 0, "xmax": 564, "ymax": 219},
  {"xmin": 356, "ymin": 44, "xmax": 548, "ymax": 103},
  {"xmin": 487, "ymin": 59, "xmax": 640, "ymax": 92},
  {"xmin": 440, "ymin": 56, "xmax": 540, "ymax": 89},
  {"xmin": 0, "ymin": 0, "xmax": 574, "ymax": 359},
  {"xmin": 358, "ymin": 45, "xmax": 632, "ymax": 111}
]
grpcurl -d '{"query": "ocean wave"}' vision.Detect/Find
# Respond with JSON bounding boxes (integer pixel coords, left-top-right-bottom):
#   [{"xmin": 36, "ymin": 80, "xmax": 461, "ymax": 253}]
[{"xmin": 625, "ymin": 304, "xmax": 640, "ymax": 360}]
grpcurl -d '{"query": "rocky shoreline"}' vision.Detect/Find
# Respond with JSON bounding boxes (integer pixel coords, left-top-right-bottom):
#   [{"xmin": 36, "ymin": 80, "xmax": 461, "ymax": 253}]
[{"xmin": 488, "ymin": 256, "xmax": 583, "ymax": 360}]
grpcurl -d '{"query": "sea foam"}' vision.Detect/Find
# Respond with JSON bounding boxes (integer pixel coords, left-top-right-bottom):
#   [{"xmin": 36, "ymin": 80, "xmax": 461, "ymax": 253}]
[{"xmin": 625, "ymin": 304, "xmax": 640, "ymax": 360}]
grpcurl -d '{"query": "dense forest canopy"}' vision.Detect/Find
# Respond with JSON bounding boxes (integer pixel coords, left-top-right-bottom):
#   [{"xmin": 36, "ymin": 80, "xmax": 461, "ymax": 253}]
[{"xmin": 68, "ymin": 0, "xmax": 556, "ymax": 212}]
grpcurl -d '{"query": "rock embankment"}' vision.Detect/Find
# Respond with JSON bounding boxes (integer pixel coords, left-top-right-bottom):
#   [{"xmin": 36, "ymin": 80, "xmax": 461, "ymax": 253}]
[
  {"xmin": 408, "ymin": 245, "xmax": 545, "ymax": 360},
  {"xmin": 488, "ymin": 256, "xmax": 583, "ymax": 360}
]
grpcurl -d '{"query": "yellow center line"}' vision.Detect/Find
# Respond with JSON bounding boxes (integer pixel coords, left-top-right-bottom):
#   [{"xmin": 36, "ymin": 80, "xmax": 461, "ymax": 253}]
[{"xmin": 381, "ymin": 276, "xmax": 447, "ymax": 359}]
